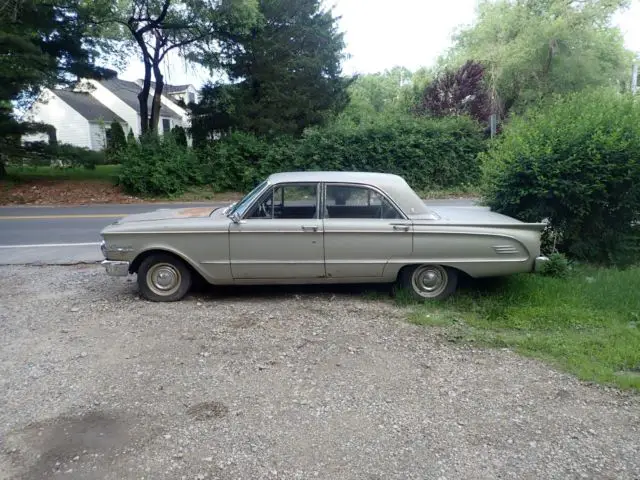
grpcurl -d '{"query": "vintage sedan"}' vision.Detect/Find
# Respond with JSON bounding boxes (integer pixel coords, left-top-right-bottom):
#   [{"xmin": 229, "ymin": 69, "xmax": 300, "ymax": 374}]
[{"xmin": 100, "ymin": 171, "xmax": 549, "ymax": 302}]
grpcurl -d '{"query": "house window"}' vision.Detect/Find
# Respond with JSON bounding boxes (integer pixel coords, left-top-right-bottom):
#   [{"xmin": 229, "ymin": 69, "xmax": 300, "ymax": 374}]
[
  {"xmin": 188, "ymin": 92, "xmax": 196, "ymax": 104},
  {"xmin": 162, "ymin": 118, "xmax": 171, "ymax": 133}
]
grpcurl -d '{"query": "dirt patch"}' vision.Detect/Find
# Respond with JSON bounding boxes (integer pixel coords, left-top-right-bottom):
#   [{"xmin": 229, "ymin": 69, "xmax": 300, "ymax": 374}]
[{"xmin": 0, "ymin": 179, "xmax": 142, "ymax": 205}]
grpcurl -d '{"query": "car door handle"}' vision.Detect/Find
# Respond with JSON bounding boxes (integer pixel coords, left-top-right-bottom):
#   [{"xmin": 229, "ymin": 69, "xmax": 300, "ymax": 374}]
[
  {"xmin": 392, "ymin": 225, "xmax": 410, "ymax": 232},
  {"xmin": 301, "ymin": 225, "xmax": 318, "ymax": 232}
]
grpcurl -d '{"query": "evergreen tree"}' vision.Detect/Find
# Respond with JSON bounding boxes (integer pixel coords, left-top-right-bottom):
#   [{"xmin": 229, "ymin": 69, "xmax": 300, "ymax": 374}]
[{"xmin": 193, "ymin": 0, "xmax": 350, "ymax": 138}]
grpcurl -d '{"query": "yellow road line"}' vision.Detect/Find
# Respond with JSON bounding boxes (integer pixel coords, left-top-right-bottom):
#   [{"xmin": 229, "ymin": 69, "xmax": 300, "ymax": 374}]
[{"xmin": 0, "ymin": 214, "xmax": 127, "ymax": 220}]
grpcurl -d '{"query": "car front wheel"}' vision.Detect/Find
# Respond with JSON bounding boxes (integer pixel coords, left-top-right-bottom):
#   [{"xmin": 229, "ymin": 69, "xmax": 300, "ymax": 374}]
[
  {"xmin": 399, "ymin": 264, "xmax": 458, "ymax": 301},
  {"xmin": 138, "ymin": 253, "xmax": 192, "ymax": 302}
]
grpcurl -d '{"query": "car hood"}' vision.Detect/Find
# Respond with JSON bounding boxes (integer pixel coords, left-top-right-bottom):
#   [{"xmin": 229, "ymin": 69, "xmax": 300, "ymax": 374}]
[{"xmin": 113, "ymin": 206, "xmax": 227, "ymax": 224}]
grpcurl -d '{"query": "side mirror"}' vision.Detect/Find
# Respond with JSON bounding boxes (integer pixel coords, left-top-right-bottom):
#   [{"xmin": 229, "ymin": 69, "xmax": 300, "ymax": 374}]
[{"xmin": 229, "ymin": 212, "xmax": 242, "ymax": 224}]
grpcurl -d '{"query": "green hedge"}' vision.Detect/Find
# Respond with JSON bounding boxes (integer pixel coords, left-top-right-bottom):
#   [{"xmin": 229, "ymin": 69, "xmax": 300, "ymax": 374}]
[
  {"xmin": 201, "ymin": 116, "xmax": 485, "ymax": 192},
  {"xmin": 118, "ymin": 134, "xmax": 203, "ymax": 196},
  {"xmin": 481, "ymin": 88, "xmax": 640, "ymax": 265}
]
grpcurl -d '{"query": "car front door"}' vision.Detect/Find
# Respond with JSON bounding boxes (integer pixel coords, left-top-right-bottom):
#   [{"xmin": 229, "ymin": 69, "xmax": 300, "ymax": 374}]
[
  {"xmin": 322, "ymin": 183, "xmax": 413, "ymax": 278},
  {"xmin": 229, "ymin": 182, "xmax": 325, "ymax": 280}
]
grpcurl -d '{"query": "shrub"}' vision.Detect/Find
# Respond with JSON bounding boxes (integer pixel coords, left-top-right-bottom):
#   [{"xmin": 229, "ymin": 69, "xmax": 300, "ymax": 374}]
[
  {"xmin": 119, "ymin": 135, "xmax": 203, "ymax": 196},
  {"xmin": 539, "ymin": 253, "xmax": 571, "ymax": 278},
  {"xmin": 482, "ymin": 88, "xmax": 640, "ymax": 265},
  {"xmin": 19, "ymin": 142, "xmax": 106, "ymax": 169},
  {"xmin": 106, "ymin": 121, "xmax": 127, "ymax": 163},
  {"xmin": 171, "ymin": 125, "xmax": 188, "ymax": 147},
  {"xmin": 201, "ymin": 116, "xmax": 485, "ymax": 192}
]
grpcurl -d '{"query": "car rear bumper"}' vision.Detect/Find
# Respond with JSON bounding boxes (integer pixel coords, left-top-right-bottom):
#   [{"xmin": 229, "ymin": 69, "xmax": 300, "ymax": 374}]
[
  {"xmin": 534, "ymin": 255, "xmax": 549, "ymax": 272},
  {"xmin": 102, "ymin": 260, "xmax": 130, "ymax": 277}
]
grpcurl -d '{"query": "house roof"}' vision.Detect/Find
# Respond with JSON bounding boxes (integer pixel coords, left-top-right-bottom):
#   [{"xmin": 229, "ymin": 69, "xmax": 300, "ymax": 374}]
[
  {"xmin": 148, "ymin": 81, "xmax": 192, "ymax": 94},
  {"xmin": 99, "ymin": 78, "xmax": 183, "ymax": 120},
  {"xmin": 53, "ymin": 90, "xmax": 125, "ymax": 124}
]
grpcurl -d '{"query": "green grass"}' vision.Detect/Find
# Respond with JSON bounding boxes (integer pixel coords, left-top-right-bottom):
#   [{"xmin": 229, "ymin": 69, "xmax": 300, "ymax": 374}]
[
  {"xmin": 5, "ymin": 164, "xmax": 121, "ymax": 182},
  {"xmin": 407, "ymin": 267, "xmax": 640, "ymax": 390}
]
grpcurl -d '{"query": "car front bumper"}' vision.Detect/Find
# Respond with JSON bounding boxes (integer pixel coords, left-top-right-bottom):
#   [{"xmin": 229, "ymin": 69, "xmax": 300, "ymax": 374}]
[
  {"xmin": 102, "ymin": 260, "xmax": 130, "ymax": 277},
  {"xmin": 534, "ymin": 255, "xmax": 550, "ymax": 272}
]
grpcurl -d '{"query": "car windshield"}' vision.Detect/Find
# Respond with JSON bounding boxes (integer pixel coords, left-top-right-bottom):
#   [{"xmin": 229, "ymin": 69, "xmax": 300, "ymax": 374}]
[{"xmin": 227, "ymin": 180, "xmax": 268, "ymax": 217}]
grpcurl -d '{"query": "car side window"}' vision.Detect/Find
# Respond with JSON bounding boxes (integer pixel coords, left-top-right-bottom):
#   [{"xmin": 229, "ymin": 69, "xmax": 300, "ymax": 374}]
[
  {"xmin": 247, "ymin": 183, "xmax": 318, "ymax": 219},
  {"xmin": 325, "ymin": 185, "xmax": 403, "ymax": 219}
]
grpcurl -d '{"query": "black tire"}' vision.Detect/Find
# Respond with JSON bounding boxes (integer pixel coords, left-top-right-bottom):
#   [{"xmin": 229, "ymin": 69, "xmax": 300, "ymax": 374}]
[
  {"xmin": 398, "ymin": 264, "xmax": 458, "ymax": 301},
  {"xmin": 137, "ymin": 253, "xmax": 192, "ymax": 302}
]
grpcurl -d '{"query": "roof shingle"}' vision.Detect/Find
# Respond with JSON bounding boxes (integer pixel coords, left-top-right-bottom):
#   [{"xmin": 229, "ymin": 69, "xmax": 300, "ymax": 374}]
[
  {"xmin": 99, "ymin": 78, "xmax": 182, "ymax": 120},
  {"xmin": 52, "ymin": 90, "xmax": 125, "ymax": 124}
]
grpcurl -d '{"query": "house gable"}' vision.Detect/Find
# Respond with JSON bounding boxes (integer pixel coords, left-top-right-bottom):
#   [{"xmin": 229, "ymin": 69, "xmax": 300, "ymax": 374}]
[{"xmin": 23, "ymin": 89, "xmax": 92, "ymax": 149}]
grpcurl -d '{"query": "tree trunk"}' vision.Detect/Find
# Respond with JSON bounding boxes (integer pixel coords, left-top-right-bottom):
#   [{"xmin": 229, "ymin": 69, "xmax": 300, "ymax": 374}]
[
  {"xmin": 0, "ymin": 158, "xmax": 6, "ymax": 179},
  {"xmin": 150, "ymin": 63, "xmax": 164, "ymax": 134},
  {"xmin": 138, "ymin": 59, "xmax": 152, "ymax": 135}
]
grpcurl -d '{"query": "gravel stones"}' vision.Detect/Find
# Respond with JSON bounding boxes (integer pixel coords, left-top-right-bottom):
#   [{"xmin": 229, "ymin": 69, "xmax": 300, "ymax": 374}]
[{"xmin": 0, "ymin": 265, "xmax": 638, "ymax": 479}]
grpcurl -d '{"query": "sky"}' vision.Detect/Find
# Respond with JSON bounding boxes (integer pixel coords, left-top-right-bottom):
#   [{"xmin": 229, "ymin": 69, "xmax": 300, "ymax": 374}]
[{"xmin": 115, "ymin": 0, "xmax": 640, "ymax": 88}]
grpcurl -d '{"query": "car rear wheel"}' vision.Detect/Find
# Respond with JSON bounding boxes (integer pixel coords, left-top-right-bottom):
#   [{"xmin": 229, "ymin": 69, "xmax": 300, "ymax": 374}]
[
  {"xmin": 399, "ymin": 264, "xmax": 458, "ymax": 301},
  {"xmin": 138, "ymin": 253, "xmax": 192, "ymax": 302}
]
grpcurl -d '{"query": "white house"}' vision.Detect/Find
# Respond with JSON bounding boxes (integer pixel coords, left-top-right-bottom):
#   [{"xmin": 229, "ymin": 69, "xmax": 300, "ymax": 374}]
[
  {"xmin": 22, "ymin": 89, "xmax": 128, "ymax": 150},
  {"xmin": 23, "ymin": 74, "xmax": 195, "ymax": 150}
]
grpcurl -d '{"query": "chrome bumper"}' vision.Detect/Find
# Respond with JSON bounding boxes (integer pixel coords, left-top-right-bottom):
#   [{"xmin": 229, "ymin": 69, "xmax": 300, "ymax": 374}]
[
  {"xmin": 534, "ymin": 255, "xmax": 550, "ymax": 272},
  {"xmin": 102, "ymin": 260, "xmax": 130, "ymax": 277}
]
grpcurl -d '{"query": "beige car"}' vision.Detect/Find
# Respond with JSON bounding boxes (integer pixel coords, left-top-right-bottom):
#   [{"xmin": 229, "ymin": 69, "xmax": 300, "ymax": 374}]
[{"xmin": 100, "ymin": 171, "xmax": 549, "ymax": 302}]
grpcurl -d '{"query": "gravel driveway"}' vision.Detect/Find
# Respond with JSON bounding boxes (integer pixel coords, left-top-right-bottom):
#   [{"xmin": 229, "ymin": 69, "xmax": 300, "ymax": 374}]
[{"xmin": 1, "ymin": 265, "xmax": 639, "ymax": 480}]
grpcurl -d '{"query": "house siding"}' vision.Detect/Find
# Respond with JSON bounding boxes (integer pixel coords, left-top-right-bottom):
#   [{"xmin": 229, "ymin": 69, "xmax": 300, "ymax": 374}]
[
  {"xmin": 23, "ymin": 90, "xmax": 92, "ymax": 148},
  {"xmin": 85, "ymin": 80, "xmax": 141, "ymax": 137}
]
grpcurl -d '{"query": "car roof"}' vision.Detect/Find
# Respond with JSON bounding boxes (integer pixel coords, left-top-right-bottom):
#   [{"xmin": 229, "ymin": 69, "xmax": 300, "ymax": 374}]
[{"xmin": 266, "ymin": 171, "xmax": 431, "ymax": 216}]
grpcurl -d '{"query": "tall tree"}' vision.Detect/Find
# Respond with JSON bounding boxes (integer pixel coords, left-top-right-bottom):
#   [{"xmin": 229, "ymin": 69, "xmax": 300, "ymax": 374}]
[
  {"xmin": 0, "ymin": 0, "xmax": 112, "ymax": 177},
  {"xmin": 338, "ymin": 67, "xmax": 433, "ymax": 125},
  {"xmin": 94, "ymin": 0, "xmax": 259, "ymax": 135},
  {"xmin": 445, "ymin": 0, "xmax": 634, "ymax": 114},
  {"xmin": 193, "ymin": 0, "xmax": 350, "ymax": 137}
]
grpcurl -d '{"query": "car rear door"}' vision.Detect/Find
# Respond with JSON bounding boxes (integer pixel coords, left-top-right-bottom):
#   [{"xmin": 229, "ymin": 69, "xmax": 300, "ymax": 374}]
[{"xmin": 322, "ymin": 183, "xmax": 413, "ymax": 278}]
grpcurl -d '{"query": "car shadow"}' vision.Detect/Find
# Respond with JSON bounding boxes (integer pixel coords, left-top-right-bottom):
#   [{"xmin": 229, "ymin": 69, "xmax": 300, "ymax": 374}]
[{"xmin": 189, "ymin": 281, "xmax": 394, "ymax": 301}]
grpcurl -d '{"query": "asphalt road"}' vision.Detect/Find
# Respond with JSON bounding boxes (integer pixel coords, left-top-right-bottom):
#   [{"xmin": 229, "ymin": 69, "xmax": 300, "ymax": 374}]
[{"xmin": 0, "ymin": 199, "xmax": 476, "ymax": 265}]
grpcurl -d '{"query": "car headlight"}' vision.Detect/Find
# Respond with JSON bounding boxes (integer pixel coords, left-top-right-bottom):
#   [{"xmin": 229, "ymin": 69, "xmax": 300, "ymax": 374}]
[{"xmin": 100, "ymin": 240, "xmax": 107, "ymax": 258}]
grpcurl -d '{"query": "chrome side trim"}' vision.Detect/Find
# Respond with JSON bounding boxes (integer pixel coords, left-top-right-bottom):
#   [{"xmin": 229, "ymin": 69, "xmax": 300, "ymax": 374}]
[
  {"xmin": 493, "ymin": 245, "xmax": 519, "ymax": 255},
  {"xmin": 321, "ymin": 181, "xmax": 409, "ymax": 220}
]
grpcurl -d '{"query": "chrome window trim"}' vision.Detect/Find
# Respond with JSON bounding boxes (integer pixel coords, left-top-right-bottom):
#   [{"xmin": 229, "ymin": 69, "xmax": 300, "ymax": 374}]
[
  {"xmin": 321, "ymin": 182, "xmax": 409, "ymax": 220},
  {"xmin": 240, "ymin": 181, "xmax": 322, "ymax": 221}
]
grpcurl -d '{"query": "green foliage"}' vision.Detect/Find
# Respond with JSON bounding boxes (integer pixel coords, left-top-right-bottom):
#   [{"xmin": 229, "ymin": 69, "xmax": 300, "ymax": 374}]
[
  {"xmin": 340, "ymin": 67, "xmax": 418, "ymax": 123},
  {"xmin": 171, "ymin": 125, "xmax": 188, "ymax": 147},
  {"xmin": 539, "ymin": 253, "xmax": 571, "ymax": 278},
  {"xmin": 11, "ymin": 141, "xmax": 105, "ymax": 169},
  {"xmin": 409, "ymin": 265, "xmax": 640, "ymax": 390},
  {"xmin": 126, "ymin": 128, "xmax": 136, "ymax": 144},
  {"xmin": 201, "ymin": 116, "xmax": 485, "ymax": 192},
  {"xmin": 482, "ymin": 88, "xmax": 640, "ymax": 265},
  {"xmin": 106, "ymin": 121, "xmax": 126, "ymax": 163},
  {"xmin": 445, "ymin": 0, "xmax": 634, "ymax": 114},
  {"xmin": 93, "ymin": 0, "xmax": 259, "ymax": 134},
  {"xmin": 0, "ymin": 0, "xmax": 114, "ymax": 177},
  {"xmin": 118, "ymin": 135, "xmax": 203, "ymax": 196},
  {"xmin": 192, "ymin": 0, "xmax": 349, "ymax": 137}
]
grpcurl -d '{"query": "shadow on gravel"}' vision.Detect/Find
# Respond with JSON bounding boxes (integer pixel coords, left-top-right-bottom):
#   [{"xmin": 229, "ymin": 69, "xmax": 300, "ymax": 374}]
[{"xmin": 185, "ymin": 272, "xmax": 512, "ymax": 303}]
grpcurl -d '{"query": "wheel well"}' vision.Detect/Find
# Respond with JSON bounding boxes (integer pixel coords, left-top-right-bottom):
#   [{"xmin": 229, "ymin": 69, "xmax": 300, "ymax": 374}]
[
  {"xmin": 395, "ymin": 263, "xmax": 465, "ymax": 282},
  {"xmin": 130, "ymin": 249, "xmax": 205, "ymax": 284}
]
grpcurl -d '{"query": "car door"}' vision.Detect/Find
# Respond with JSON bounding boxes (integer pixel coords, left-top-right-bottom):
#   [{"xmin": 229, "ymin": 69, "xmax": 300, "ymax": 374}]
[
  {"xmin": 322, "ymin": 183, "xmax": 413, "ymax": 278},
  {"xmin": 229, "ymin": 182, "xmax": 325, "ymax": 280}
]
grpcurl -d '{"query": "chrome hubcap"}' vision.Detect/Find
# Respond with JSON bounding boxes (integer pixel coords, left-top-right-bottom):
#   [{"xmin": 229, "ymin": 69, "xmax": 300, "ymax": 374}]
[
  {"xmin": 411, "ymin": 265, "xmax": 448, "ymax": 298},
  {"xmin": 147, "ymin": 263, "xmax": 181, "ymax": 296}
]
